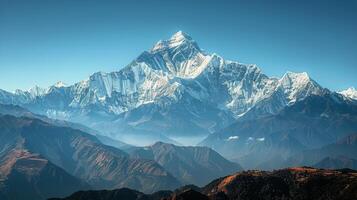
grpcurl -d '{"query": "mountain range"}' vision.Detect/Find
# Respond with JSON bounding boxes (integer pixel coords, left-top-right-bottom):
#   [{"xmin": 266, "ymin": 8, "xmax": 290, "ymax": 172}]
[
  {"xmin": 1, "ymin": 31, "xmax": 357, "ymax": 199},
  {"xmin": 0, "ymin": 104, "xmax": 243, "ymax": 199},
  {"xmin": 2, "ymin": 31, "xmax": 354, "ymax": 146},
  {"xmin": 0, "ymin": 114, "xmax": 180, "ymax": 195},
  {"xmin": 200, "ymin": 93, "xmax": 357, "ymax": 169}
]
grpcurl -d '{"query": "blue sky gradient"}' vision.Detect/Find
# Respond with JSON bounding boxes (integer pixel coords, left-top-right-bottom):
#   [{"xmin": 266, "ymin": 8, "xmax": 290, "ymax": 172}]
[{"xmin": 0, "ymin": 0, "xmax": 356, "ymax": 91}]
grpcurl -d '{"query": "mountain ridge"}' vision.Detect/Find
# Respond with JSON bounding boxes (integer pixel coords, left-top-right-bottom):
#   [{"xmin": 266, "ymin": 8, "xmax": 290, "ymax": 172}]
[
  {"xmin": 126, "ymin": 141, "xmax": 242, "ymax": 186},
  {"xmin": 50, "ymin": 167, "xmax": 357, "ymax": 200},
  {"xmin": 0, "ymin": 114, "xmax": 181, "ymax": 194},
  {"xmin": 200, "ymin": 93, "xmax": 357, "ymax": 169},
  {"xmin": 0, "ymin": 31, "xmax": 329, "ymax": 145}
]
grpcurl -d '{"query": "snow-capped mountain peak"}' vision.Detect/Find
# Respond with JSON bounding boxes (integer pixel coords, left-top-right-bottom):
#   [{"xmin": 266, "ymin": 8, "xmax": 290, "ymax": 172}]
[
  {"xmin": 28, "ymin": 85, "xmax": 46, "ymax": 97},
  {"xmin": 151, "ymin": 31, "xmax": 198, "ymax": 53},
  {"xmin": 281, "ymin": 71, "xmax": 310, "ymax": 83},
  {"xmin": 339, "ymin": 87, "xmax": 357, "ymax": 100},
  {"xmin": 54, "ymin": 81, "xmax": 67, "ymax": 88},
  {"xmin": 0, "ymin": 31, "xmax": 333, "ymax": 142},
  {"xmin": 170, "ymin": 30, "xmax": 193, "ymax": 42},
  {"xmin": 280, "ymin": 71, "xmax": 311, "ymax": 90},
  {"xmin": 278, "ymin": 71, "xmax": 323, "ymax": 104},
  {"xmin": 146, "ymin": 31, "xmax": 210, "ymax": 78}
]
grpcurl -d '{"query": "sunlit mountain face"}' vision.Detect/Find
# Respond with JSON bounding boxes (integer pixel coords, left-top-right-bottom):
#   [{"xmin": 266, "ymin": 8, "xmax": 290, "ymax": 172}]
[{"xmin": 1, "ymin": 31, "xmax": 357, "ymax": 200}]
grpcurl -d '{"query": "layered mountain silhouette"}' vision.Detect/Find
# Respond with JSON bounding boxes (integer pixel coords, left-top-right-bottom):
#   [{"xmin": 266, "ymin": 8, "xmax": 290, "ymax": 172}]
[
  {"xmin": 0, "ymin": 105, "xmax": 245, "ymax": 199},
  {"xmin": 126, "ymin": 142, "xmax": 242, "ymax": 186},
  {"xmin": 0, "ymin": 114, "xmax": 181, "ymax": 198},
  {"xmin": 51, "ymin": 167, "xmax": 357, "ymax": 200},
  {"xmin": 200, "ymin": 93, "xmax": 357, "ymax": 169}
]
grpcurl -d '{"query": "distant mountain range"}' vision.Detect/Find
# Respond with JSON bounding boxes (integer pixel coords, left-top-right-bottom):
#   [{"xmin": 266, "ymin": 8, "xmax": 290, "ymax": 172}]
[
  {"xmin": 0, "ymin": 104, "xmax": 241, "ymax": 199},
  {"xmin": 2, "ymin": 31, "xmax": 355, "ymax": 146},
  {"xmin": 0, "ymin": 115, "xmax": 180, "ymax": 195},
  {"xmin": 200, "ymin": 92, "xmax": 357, "ymax": 169},
  {"xmin": 51, "ymin": 167, "xmax": 357, "ymax": 200}
]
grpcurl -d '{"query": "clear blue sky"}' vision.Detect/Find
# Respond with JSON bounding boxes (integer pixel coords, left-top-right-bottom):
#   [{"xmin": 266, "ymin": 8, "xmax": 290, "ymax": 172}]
[{"xmin": 0, "ymin": 0, "xmax": 356, "ymax": 92}]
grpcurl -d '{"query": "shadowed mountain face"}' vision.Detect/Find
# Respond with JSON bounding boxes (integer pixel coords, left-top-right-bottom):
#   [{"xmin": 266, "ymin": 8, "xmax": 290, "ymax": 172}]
[
  {"xmin": 0, "ymin": 150, "xmax": 88, "ymax": 200},
  {"xmin": 200, "ymin": 93, "xmax": 357, "ymax": 169},
  {"xmin": 126, "ymin": 142, "xmax": 242, "ymax": 186},
  {"xmin": 0, "ymin": 115, "xmax": 181, "ymax": 195},
  {"xmin": 52, "ymin": 167, "xmax": 357, "ymax": 200}
]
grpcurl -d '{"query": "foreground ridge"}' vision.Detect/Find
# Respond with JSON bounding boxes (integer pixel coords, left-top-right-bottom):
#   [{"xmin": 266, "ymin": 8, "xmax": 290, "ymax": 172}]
[{"xmin": 50, "ymin": 167, "xmax": 357, "ymax": 200}]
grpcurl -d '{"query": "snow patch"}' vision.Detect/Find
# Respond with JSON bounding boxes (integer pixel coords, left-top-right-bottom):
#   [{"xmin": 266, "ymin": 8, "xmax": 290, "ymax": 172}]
[
  {"xmin": 226, "ymin": 135, "xmax": 239, "ymax": 141},
  {"xmin": 54, "ymin": 81, "xmax": 67, "ymax": 88}
]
